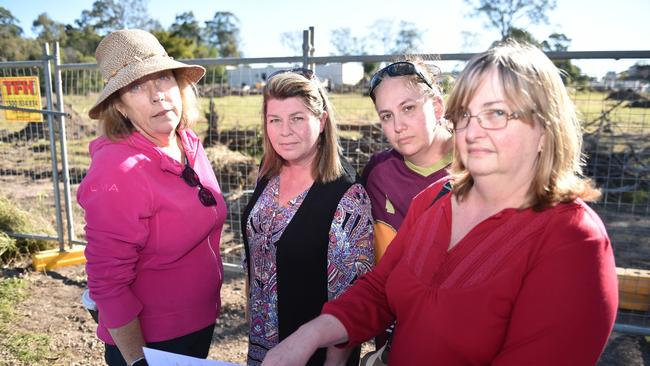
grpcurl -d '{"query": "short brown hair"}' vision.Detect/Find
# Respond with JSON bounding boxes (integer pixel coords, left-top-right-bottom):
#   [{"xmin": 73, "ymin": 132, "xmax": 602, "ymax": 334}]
[
  {"xmin": 98, "ymin": 70, "xmax": 200, "ymax": 141},
  {"xmin": 259, "ymin": 72, "xmax": 343, "ymax": 183},
  {"xmin": 446, "ymin": 41, "xmax": 600, "ymax": 209}
]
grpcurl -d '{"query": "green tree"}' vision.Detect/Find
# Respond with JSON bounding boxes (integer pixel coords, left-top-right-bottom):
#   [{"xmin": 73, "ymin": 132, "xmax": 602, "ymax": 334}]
[
  {"xmin": 77, "ymin": 0, "xmax": 157, "ymax": 35},
  {"xmin": 542, "ymin": 32, "xmax": 570, "ymax": 51},
  {"xmin": 153, "ymin": 30, "xmax": 197, "ymax": 59},
  {"xmin": 170, "ymin": 12, "xmax": 202, "ymax": 45},
  {"xmin": 204, "ymin": 11, "xmax": 241, "ymax": 57},
  {"xmin": 121, "ymin": 0, "xmax": 158, "ymax": 30},
  {"xmin": 0, "ymin": 6, "xmax": 23, "ymax": 37},
  {"xmin": 0, "ymin": 6, "xmax": 40, "ymax": 61},
  {"xmin": 502, "ymin": 26, "xmax": 540, "ymax": 46},
  {"xmin": 621, "ymin": 62, "xmax": 650, "ymax": 81},
  {"xmin": 32, "ymin": 13, "xmax": 67, "ymax": 44},
  {"xmin": 63, "ymin": 24, "xmax": 102, "ymax": 62},
  {"xmin": 464, "ymin": 0, "xmax": 557, "ymax": 41},
  {"xmin": 169, "ymin": 12, "xmax": 216, "ymax": 58},
  {"xmin": 541, "ymin": 33, "xmax": 588, "ymax": 85}
]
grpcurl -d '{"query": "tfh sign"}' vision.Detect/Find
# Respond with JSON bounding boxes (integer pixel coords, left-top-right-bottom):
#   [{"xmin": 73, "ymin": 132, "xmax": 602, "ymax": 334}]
[{"xmin": 0, "ymin": 76, "xmax": 43, "ymax": 122}]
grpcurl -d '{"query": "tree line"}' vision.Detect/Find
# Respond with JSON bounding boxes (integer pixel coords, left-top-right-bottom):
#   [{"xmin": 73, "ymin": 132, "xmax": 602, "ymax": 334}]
[
  {"xmin": 0, "ymin": 0, "xmax": 242, "ymax": 63},
  {"xmin": 4, "ymin": 0, "xmax": 643, "ymax": 85},
  {"xmin": 0, "ymin": 0, "xmax": 566, "ymax": 61}
]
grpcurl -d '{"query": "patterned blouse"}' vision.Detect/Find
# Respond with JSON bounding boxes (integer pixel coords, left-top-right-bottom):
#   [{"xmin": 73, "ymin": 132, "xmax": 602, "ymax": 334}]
[{"xmin": 244, "ymin": 175, "xmax": 374, "ymax": 365}]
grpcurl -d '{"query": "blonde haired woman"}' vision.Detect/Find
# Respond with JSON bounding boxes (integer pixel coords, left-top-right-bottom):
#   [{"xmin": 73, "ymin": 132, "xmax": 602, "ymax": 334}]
[{"xmin": 262, "ymin": 42, "xmax": 618, "ymax": 366}]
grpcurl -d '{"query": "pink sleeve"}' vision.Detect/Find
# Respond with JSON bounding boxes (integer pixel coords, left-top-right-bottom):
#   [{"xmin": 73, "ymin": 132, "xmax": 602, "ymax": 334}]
[
  {"xmin": 493, "ymin": 207, "xmax": 618, "ymax": 365},
  {"xmin": 78, "ymin": 154, "xmax": 152, "ymax": 329},
  {"xmin": 322, "ymin": 184, "xmax": 441, "ymax": 346}
]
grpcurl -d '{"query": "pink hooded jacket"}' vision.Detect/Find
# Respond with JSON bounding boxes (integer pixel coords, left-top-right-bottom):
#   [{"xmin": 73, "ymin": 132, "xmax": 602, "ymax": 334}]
[{"xmin": 77, "ymin": 129, "xmax": 227, "ymax": 344}]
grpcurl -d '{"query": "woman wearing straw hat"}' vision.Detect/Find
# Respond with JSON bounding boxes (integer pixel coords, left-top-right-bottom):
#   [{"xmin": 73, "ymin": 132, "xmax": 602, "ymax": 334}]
[{"xmin": 77, "ymin": 29, "xmax": 227, "ymax": 366}]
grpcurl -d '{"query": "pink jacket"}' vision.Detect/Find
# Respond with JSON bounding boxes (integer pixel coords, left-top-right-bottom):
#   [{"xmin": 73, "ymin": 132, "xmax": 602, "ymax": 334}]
[{"xmin": 77, "ymin": 129, "xmax": 227, "ymax": 344}]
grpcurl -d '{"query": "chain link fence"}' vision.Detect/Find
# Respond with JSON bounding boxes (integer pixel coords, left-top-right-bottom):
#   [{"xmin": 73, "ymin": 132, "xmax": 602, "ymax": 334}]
[{"xmin": 1, "ymin": 43, "xmax": 649, "ymax": 334}]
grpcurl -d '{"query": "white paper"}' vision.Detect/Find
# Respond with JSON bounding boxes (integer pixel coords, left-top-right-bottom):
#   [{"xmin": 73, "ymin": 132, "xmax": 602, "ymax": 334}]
[{"xmin": 143, "ymin": 347, "xmax": 241, "ymax": 366}]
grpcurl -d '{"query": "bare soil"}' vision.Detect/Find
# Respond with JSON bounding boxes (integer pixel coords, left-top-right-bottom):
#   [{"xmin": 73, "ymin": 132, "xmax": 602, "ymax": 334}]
[
  {"xmin": 1, "ymin": 264, "xmax": 249, "ymax": 365},
  {"xmin": 0, "ymin": 263, "xmax": 648, "ymax": 366}
]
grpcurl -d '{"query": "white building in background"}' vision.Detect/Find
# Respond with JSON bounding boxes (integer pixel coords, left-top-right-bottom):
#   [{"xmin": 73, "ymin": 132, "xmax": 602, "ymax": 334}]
[
  {"xmin": 589, "ymin": 72, "xmax": 650, "ymax": 93},
  {"xmin": 226, "ymin": 63, "xmax": 365, "ymax": 91}
]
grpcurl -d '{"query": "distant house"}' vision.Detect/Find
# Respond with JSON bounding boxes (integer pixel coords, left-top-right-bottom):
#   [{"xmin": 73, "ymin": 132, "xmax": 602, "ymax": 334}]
[
  {"xmin": 226, "ymin": 63, "xmax": 365, "ymax": 91},
  {"xmin": 589, "ymin": 71, "xmax": 650, "ymax": 93}
]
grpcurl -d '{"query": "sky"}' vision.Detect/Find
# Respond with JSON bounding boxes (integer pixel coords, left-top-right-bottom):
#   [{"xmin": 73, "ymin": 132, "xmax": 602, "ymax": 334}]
[{"xmin": 2, "ymin": 0, "xmax": 649, "ymax": 78}]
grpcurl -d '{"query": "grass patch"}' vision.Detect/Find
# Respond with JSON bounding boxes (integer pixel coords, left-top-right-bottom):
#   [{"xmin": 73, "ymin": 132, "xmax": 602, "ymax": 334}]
[
  {"xmin": 328, "ymin": 93, "xmax": 377, "ymax": 124},
  {"xmin": 2, "ymin": 332, "xmax": 52, "ymax": 365},
  {"xmin": 0, "ymin": 232, "xmax": 17, "ymax": 263},
  {"xmin": 63, "ymin": 95, "xmax": 96, "ymax": 118},
  {"xmin": 0, "ymin": 277, "xmax": 53, "ymax": 365},
  {"xmin": 0, "ymin": 196, "xmax": 54, "ymax": 263},
  {"xmin": 0, "ymin": 278, "xmax": 27, "ymax": 323}
]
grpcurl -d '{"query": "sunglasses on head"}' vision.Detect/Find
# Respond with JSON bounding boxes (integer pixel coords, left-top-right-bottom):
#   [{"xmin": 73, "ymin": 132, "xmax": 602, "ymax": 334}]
[
  {"xmin": 181, "ymin": 156, "xmax": 217, "ymax": 207},
  {"xmin": 369, "ymin": 61, "xmax": 434, "ymax": 101},
  {"xmin": 267, "ymin": 67, "xmax": 315, "ymax": 82}
]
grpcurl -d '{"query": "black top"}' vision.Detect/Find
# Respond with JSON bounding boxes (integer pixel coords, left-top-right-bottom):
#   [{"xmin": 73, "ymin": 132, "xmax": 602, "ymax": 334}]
[{"xmin": 242, "ymin": 159, "xmax": 360, "ymax": 366}]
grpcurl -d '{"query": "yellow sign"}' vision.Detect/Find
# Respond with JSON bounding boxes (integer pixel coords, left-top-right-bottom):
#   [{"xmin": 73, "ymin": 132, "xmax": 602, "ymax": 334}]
[{"xmin": 0, "ymin": 76, "xmax": 43, "ymax": 122}]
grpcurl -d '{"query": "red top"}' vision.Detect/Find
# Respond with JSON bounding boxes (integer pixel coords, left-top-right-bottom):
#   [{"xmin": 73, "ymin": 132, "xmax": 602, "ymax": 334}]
[{"xmin": 323, "ymin": 179, "xmax": 618, "ymax": 365}]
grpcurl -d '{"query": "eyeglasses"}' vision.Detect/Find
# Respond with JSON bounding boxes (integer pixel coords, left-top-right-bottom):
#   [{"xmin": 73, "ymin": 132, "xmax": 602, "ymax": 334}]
[
  {"xmin": 267, "ymin": 67, "xmax": 315, "ymax": 81},
  {"xmin": 181, "ymin": 159, "xmax": 217, "ymax": 207},
  {"xmin": 369, "ymin": 61, "xmax": 434, "ymax": 101},
  {"xmin": 453, "ymin": 109, "xmax": 520, "ymax": 131}
]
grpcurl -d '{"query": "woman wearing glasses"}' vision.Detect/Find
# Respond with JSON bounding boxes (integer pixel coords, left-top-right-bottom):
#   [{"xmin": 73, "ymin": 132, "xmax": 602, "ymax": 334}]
[
  {"xmin": 77, "ymin": 29, "xmax": 226, "ymax": 366},
  {"xmin": 262, "ymin": 42, "xmax": 618, "ymax": 366},
  {"xmin": 241, "ymin": 69, "xmax": 374, "ymax": 365}
]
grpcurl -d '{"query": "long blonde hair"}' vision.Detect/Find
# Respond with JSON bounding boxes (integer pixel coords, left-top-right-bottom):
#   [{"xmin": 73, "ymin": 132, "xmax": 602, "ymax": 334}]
[{"xmin": 446, "ymin": 41, "xmax": 600, "ymax": 209}]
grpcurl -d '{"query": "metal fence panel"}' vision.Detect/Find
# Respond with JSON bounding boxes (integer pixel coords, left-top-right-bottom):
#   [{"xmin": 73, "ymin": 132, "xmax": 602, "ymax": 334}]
[
  {"xmin": 2, "ymin": 49, "xmax": 649, "ymax": 334},
  {"xmin": 0, "ymin": 61, "xmax": 63, "ymax": 243}
]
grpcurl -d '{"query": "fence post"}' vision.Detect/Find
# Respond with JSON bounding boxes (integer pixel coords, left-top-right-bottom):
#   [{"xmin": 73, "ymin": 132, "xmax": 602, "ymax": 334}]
[
  {"xmin": 53, "ymin": 42, "xmax": 75, "ymax": 246},
  {"xmin": 42, "ymin": 43, "xmax": 65, "ymax": 250},
  {"xmin": 302, "ymin": 29, "xmax": 310, "ymax": 69},
  {"xmin": 309, "ymin": 26, "xmax": 315, "ymax": 71}
]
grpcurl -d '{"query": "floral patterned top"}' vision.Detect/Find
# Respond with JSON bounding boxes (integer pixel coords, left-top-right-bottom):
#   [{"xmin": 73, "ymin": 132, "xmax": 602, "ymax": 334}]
[{"xmin": 244, "ymin": 175, "xmax": 374, "ymax": 365}]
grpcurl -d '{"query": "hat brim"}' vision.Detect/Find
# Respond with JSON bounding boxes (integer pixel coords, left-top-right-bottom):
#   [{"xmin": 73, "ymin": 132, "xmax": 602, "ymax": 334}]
[{"xmin": 88, "ymin": 56, "xmax": 205, "ymax": 119}]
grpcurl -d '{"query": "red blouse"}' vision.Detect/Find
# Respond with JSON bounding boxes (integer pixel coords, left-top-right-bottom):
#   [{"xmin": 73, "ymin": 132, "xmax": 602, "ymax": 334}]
[{"xmin": 323, "ymin": 179, "xmax": 618, "ymax": 365}]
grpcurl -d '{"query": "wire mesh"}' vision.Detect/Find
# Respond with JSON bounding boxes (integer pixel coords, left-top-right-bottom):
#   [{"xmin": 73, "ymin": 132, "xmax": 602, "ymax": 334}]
[
  {"xmin": 2, "ymin": 53, "xmax": 649, "ymax": 334},
  {"xmin": 0, "ymin": 65, "xmax": 60, "ymax": 239}
]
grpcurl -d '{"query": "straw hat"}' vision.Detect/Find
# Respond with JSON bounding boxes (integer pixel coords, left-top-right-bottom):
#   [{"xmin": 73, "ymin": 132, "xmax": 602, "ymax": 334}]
[{"xmin": 88, "ymin": 28, "xmax": 205, "ymax": 119}]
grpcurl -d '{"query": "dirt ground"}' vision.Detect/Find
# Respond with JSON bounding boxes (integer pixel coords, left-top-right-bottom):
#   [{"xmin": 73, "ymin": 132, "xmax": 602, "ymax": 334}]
[
  {"xmin": 0, "ymin": 263, "xmax": 647, "ymax": 366},
  {"xmin": 1, "ymin": 264, "xmax": 249, "ymax": 365}
]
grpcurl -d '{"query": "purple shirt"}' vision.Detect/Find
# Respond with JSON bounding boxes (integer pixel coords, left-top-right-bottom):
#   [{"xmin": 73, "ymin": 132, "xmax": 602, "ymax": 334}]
[{"xmin": 362, "ymin": 149, "xmax": 449, "ymax": 261}]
